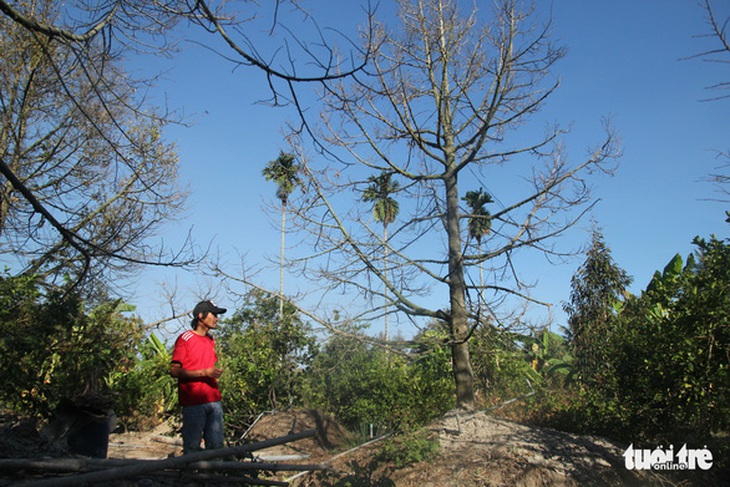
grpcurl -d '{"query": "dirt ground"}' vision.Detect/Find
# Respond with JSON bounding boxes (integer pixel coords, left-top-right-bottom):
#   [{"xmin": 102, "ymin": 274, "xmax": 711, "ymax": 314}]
[
  {"xmin": 112, "ymin": 409, "xmax": 724, "ymax": 486},
  {"xmin": 1, "ymin": 410, "xmax": 726, "ymax": 486}
]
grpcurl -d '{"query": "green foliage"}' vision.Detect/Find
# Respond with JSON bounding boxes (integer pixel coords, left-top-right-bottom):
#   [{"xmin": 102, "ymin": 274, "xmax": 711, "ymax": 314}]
[
  {"xmin": 302, "ymin": 332, "xmax": 409, "ymax": 432},
  {"xmin": 519, "ymin": 328, "xmax": 573, "ymax": 386},
  {"xmin": 462, "ymin": 188, "xmax": 493, "ymax": 243},
  {"xmin": 263, "ymin": 151, "xmax": 302, "ymax": 204},
  {"xmin": 0, "ymin": 274, "xmax": 52, "ymax": 414},
  {"xmin": 564, "ymin": 227, "xmax": 632, "ymax": 386},
  {"xmin": 542, "ymin": 234, "xmax": 730, "ymax": 447},
  {"xmin": 110, "ymin": 333, "xmax": 177, "ymax": 430},
  {"xmin": 217, "ymin": 289, "xmax": 317, "ymax": 432},
  {"xmin": 376, "ymin": 429, "xmax": 440, "ymax": 468},
  {"xmin": 406, "ymin": 331, "xmax": 456, "ymax": 424},
  {"xmin": 606, "ymin": 236, "xmax": 730, "ymax": 442},
  {"xmin": 0, "ymin": 274, "xmax": 146, "ymax": 418},
  {"xmin": 361, "ymin": 171, "xmax": 400, "ymax": 228},
  {"xmin": 301, "ymin": 327, "xmax": 455, "ymax": 433},
  {"xmin": 470, "ymin": 325, "xmax": 537, "ymax": 405}
]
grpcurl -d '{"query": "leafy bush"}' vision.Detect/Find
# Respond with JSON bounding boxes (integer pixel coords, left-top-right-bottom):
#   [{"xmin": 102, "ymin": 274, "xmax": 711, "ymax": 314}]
[
  {"xmin": 217, "ymin": 289, "xmax": 317, "ymax": 434},
  {"xmin": 469, "ymin": 325, "xmax": 539, "ymax": 407},
  {"xmin": 110, "ymin": 333, "xmax": 177, "ymax": 430},
  {"xmin": 376, "ymin": 429, "xmax": 440, "ymax": 468},
  {"xmin": 405, "ymin": 332, "xmax": 456, "ymax": 425},
  {"xmin": 301, "ymin": 327, "xmax": 454, "ymax": 434},
  {"xmin": 0, "ymin": 275, "xmax": 146, "ymax": 418},
  {"xmin": 532, "ymin": 235, "xmax": 730, "ymax": 448},
  {"xmin": 604, "ymin": 237, "xmax": 730, "ymax": 443},
  {"xmin": 302, "ymin": 332, "xmax": 407, "ymax": 432}
]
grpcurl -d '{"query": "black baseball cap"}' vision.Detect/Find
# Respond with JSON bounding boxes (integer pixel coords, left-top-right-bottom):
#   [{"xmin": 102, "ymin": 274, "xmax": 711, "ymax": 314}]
[{"xmin": 193, "ymin": 300, "xmax": 227, "ymax": 317}]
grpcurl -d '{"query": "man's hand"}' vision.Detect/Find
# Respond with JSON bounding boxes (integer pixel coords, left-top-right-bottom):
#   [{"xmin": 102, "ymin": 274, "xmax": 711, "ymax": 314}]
[
  {"xmin": 203, "ymin": 367, "xmax": 224, "ymax": 379},
  {"xmin": 170, "ymin": 363, "xmax": 223, "ymax": 379}
]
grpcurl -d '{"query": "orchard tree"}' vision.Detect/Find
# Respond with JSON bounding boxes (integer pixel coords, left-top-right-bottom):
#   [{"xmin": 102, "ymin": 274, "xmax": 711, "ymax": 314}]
[
  {"xmin": 282, "ymin": 0, "xmax": 619, "ymax": 408},
  {"xmin": 587, "ymin": 235, "xmax": 730, "ymax": 442},
  {"xmin": 217, "ymin": 289, "xmax": 317, "ymax": 429},
  {"xmin": 0, "ymin": 274, "xmax": 146, "ymax": 418}
]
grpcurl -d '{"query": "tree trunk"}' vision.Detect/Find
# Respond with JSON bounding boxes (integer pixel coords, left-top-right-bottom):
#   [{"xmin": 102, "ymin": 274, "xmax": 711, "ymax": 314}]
[
  {"xmin": 279, "ymin": 201, "xmax": 286, "ymax": 317},
  {"xmin": 383, "ymin": 225, "xmax": 389, "ymax": 342},
  {"xmin": 445, "ymin": 170, "xmax": 475, "ymax": 409}
]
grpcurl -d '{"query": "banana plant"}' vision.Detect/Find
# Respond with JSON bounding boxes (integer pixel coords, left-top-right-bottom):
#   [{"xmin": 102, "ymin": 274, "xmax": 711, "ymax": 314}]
[{"xmin": 521, "ymin": 328, "xmax": 573, "ymax": 383}]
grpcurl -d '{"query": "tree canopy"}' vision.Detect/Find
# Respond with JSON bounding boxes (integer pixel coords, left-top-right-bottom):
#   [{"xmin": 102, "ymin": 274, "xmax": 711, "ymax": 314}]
[{"xmin": 0, "ymin": 0, "xmax": 188, "ymax": 293}]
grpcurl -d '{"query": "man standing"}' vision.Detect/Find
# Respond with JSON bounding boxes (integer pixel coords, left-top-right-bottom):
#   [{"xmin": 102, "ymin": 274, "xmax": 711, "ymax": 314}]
[{"xmin": 170, "ymin": 300, "xmax": 227, "ymax": 454}]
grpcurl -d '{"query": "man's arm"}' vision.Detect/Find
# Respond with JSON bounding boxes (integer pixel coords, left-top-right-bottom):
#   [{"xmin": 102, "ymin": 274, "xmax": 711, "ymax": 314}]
[{"xmin": 170, "ymin": 361, "xmax": 223, "ymax": 379}]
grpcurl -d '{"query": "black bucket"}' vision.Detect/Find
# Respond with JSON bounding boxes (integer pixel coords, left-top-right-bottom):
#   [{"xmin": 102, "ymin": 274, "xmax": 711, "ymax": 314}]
[
  {"xmin": 50, "ymin": 398, "xmax": 115, "ymax": 459},
  {"xmin": 67, "ymin": 411, "xmax": 113, "ymax": 458}
]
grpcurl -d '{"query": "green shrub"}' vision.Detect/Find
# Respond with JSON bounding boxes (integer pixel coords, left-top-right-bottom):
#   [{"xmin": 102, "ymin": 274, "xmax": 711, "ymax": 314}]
[
  {"xmin": 376, "ymin": 429, "xmax": 440, "ymax": 468},
  {"xmin": 216, "ymin": 289, "xmax": 317, "ymax": 435},
  {"xmin": 110, "ymin": 333, "xmax": 177, "ymax": 430},
  {"xmin": 301, "ymin": 329, "xmax": 454, "ymax": 433},
  {"xmin": 0, "ymin": 275, "xmax": 146, "ymax": 419}
]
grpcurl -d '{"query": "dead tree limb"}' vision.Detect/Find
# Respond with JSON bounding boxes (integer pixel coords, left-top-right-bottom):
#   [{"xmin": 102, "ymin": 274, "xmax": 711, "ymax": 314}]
[
  {"xmin": 0, "ymin": 457, "xmax": 328, "ymax": 474},
  {"xmin": 16, "ymin": 429, "xmax": 317, "ymax": 487}
]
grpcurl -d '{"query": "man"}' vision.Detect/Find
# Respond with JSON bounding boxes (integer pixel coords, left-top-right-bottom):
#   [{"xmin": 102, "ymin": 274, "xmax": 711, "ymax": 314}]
[{"xmin": 170, "ymin": 299, "xmax": 227, "ymax": 454}]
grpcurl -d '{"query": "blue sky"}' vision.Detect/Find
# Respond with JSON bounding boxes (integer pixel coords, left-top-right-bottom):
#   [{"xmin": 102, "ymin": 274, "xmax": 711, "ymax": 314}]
[{"xmin": 127, "ymin": 1, "xmax": 729, "ymax": 339}]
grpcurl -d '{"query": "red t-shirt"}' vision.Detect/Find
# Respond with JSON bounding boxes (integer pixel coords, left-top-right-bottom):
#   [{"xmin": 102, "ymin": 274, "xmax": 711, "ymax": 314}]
[{"xmin": 171, "ymin": 330, "xmax": 222, "ymax": 407}]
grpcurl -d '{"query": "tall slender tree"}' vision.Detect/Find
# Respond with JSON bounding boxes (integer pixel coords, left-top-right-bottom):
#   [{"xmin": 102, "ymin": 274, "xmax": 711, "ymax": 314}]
[
  {"xmin": 463, "ymin": 188, "xmax": 493, "ymax": 312},
  {"xmin": 362, "ymin": 171, "xmax": 400, "ymax": 340},
  {"xmin": 263, "ymin": 151, "xmax": 302, "ymax": 317}
]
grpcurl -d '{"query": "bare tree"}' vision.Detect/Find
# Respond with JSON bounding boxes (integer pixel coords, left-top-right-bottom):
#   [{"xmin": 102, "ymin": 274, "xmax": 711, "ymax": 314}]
[
  {"xmin": 280, "ymin": 0, "xmax": 619, "ymax": 408},
  {"xmin": 694, "ymin": 0, "xmax": 730, "ymax": 220},
  {"xmin": 696, "ymin": 0, "xmax": 730, "ymax": 100},
  {"xmin": 0, "ymin": 0, "xmax": 372, "ymax": 289},
  {"xmin": 0, "ymin": 0, "xmax": 372, "ymax": 104},
  {"xmin": 0, "ymin": 0, "xmax": 190, "ymax": 294}
]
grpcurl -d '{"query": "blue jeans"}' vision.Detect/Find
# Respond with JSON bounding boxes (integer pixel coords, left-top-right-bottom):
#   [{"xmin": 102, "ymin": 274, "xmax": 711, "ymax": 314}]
[{"xmin": 181, "ymin": 401, "xmax": 224, "ymax": 454}]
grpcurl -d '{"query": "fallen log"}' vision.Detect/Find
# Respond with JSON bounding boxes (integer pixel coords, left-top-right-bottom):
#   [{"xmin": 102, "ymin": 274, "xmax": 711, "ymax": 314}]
[
  {"xmin": 0, "ymin": 458, "xmax": 99, "ymax": 473},
  {"xmin": 0, "ymin": 457, "xmax": 328, "ymax": 474},
  {"xmin": 15, "ymin": 429, "xmax": 318, "ymax": 487},
  {"xmin": 255, "ymin": 454, "xmax": 311, "ymax": 462}
]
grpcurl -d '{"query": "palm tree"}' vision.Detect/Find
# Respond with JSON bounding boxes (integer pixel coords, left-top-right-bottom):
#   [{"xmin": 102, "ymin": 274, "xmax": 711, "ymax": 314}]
[
  {"xmin": 263, "ymin": 151, "xmax": 302, "ymax": 317},
  {"xmin": 362, "ymin": 171, "xmax": 400, "ymax": 341},
  {"xmin": 462, "ymin": 188, "xmax": 493, "ymax": 313}
]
